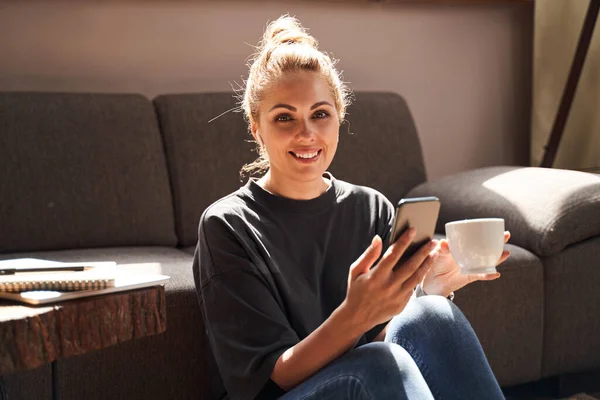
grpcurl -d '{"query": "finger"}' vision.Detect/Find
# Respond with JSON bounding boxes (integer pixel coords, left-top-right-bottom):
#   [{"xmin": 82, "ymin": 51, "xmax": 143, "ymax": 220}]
[
  {"xmin": 402, "ymin": 249, "xmax": 438, "ymax": 290},
  {"xmin": 471, "ymin": 272, "xmax": 501, "ymax": 281},
  {"xmin": 438, "ymin": 239, "xmax": 450, "ymax": 252},
  {"xmin": 429, "ymin": 239, "xmax": 441, "ymax": 256},
  {"xmin": 504, "ymin": 231, "xmax": 511, "ymax": 243},
  {"xmin": 349, "ymin": 235, "xmax": 382, "ymax": 281},
  {"xmin": 371, "ymin": 228, "xmax": 416, "ymax": 277},
  {"xmin": 496, "ymin": 250, "xmax": 510, "ymax": 265},
  {"xmin": 394, "ymin": 239, "xmax": 438, "ymax": 283}
]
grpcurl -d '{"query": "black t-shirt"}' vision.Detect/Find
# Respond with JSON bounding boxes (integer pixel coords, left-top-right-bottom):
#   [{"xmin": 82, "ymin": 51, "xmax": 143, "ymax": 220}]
[{"xmin": 192, "ymin": 173, "xmax": 395, "ymax": 400}]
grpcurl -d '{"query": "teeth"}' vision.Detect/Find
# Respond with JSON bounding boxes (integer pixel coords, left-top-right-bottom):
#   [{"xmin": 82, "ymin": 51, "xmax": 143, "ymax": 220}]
[{"xmin": 294, "ymin": 151, "xmax": 319, "ymax": 159}]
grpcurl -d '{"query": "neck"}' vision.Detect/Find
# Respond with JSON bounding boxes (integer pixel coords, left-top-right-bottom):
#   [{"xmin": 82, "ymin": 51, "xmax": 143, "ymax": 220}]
[{"xmin": 258, "ymin": 171, "xmax": 330, "ymax": 200}]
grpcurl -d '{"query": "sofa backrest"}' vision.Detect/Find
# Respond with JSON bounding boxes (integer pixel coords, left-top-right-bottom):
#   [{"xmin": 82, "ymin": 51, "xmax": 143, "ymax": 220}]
[
  {"xmin": 0, "ymin": 92, "xmax": 177, "ymax": 253},
  {"xmin": 330, "ymin": 92, "xmax": 427, "ymax": 202},
  {"xmin": 154, "ymin": 93, "xmax": 256, "ymax": 248},
  {"xmin": 155, "ymin": 91, "xmax": 427, "ymax": 248}
]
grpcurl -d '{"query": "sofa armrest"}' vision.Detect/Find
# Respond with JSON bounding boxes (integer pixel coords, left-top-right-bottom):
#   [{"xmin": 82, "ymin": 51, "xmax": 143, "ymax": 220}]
[{"xmin": 408, "ymin": 166, "xmax": 600, "ymax": 257}]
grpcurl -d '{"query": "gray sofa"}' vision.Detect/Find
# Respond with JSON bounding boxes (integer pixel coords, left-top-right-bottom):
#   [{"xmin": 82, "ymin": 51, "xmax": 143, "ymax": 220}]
[{"xmin": 0, "ymin": 91, "xmax": 598, "ymax": 399}]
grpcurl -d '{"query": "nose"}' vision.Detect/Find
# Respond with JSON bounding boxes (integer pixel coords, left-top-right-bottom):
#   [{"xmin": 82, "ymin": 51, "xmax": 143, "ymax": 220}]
[{"xmin": 297, "ymin": 118, "xmax": 316, "ymax": 140}]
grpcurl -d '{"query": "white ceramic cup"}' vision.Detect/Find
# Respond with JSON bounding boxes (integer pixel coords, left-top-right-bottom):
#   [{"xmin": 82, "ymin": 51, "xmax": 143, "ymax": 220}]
[{"xmin": 445, "ymin": 218, "xmax": 505, "ymax": 275}]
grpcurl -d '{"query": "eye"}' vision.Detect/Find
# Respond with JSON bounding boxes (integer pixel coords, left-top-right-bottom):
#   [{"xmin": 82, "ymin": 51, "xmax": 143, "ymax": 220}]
[
  {"xmin": 274, "ymin": 113, "xmax": 293, "ymax": 122},
  {"xmin": 313, "ymin": 110, "xmax": 330, "ymax": 119}
]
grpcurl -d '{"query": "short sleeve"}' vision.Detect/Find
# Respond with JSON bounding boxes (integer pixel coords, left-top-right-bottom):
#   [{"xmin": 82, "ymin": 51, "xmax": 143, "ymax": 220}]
[
  {"xmin": 195, "ymin": 212, "xmax": 299, "ymax": 400},
  {"xmin": 378, "ymin": 194, "xmax": 396, "ymax": 248}
]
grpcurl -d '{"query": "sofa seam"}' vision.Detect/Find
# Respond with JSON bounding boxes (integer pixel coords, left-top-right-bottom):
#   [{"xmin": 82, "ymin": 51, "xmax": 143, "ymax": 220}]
[{"xmin": 153, "ymin": 98, "xmax": 185, "ymax": 248}]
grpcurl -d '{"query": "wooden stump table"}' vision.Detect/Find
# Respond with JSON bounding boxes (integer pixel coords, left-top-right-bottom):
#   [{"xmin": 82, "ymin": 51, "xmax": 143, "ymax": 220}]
[{"xmin": 0, "ymin": 286, "xmax": 166, "ymax": 398}]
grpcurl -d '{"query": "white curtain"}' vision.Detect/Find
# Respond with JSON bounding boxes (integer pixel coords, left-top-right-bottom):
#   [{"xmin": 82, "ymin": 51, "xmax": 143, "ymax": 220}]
[{"xmin": 532, "ymin": 0, "xmax": 600, "ymax": 172}]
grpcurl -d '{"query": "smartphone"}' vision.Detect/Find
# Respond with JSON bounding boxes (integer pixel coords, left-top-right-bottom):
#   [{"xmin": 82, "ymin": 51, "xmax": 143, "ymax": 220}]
[{"xmin": 389, "ymin": 196, "xmax": 441, "ymax": 262}]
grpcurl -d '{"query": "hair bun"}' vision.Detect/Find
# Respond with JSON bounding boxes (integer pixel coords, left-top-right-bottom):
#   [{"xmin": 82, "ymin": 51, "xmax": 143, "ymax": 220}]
[{"xmin": 261, "ymin": 15, "xmax": 318, "ymax": 50}]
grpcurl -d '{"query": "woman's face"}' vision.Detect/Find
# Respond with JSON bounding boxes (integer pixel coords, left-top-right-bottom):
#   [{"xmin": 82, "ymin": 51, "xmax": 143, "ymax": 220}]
[{"xmin": 252, "ymin": 71, "xmax": 340, "ymax": 188}]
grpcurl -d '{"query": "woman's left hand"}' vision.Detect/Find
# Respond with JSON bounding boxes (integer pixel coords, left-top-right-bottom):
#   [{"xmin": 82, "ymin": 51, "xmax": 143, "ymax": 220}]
[{"xmin": 421, "ymin": 231, "xmax": 511, "ymax": 297}]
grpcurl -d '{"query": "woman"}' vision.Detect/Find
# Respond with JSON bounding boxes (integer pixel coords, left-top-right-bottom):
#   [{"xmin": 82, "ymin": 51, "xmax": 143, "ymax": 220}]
[{"xmin": 193, "ymin": 15, "xmax": 510, "ymax": 400}]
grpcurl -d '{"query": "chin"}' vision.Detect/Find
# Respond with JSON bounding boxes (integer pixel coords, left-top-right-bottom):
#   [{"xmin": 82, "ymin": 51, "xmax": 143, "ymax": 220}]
[{"xmin": 291, "ymin": 168, "xmax": 327, "ymax": 182}]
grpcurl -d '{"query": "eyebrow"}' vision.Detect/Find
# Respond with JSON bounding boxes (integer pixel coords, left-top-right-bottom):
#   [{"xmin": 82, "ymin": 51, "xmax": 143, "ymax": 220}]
[{"xmin": 269, "ymin": 101, "xmax": 334, "ymax": 112}]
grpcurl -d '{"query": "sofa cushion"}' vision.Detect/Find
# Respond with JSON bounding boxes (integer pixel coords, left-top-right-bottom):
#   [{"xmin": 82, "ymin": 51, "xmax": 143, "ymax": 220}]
[
  {"xmin": 0, "ymin": 92, "xmax": 177, "ymax": 253},
  {"xmin": 181, "ymin": 246, "xmax": 196, "ymax": 256},
  {"xmin": 409, "ymin": 166, "xmax": 600, "ymax": 257},
  {"xmin": 154, "ymin": 91, "xmax": 427, "ymax": 248},
  {"xmin": 541, "ymin": 235, "xmax": 600, "ymax": 378},
  {"xmin": 153, "ymin": 93, "xmax": 255, "ymax": 248}
]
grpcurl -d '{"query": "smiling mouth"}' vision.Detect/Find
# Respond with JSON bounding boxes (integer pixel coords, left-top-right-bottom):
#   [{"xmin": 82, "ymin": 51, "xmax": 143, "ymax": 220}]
[{"xmin": 289, "ymin": 150, "xmax": 322, "ymax": 161}]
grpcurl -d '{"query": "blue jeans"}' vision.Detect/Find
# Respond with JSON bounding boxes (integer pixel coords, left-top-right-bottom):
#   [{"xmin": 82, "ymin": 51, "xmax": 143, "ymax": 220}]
[{"xmin": 279, "ymin": 296, "xmax": 504, "ymax": 399}]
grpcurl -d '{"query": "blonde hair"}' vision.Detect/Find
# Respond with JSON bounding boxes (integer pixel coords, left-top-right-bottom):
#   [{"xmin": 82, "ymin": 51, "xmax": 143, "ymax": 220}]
[{"xmin": 240, "ymin": 15, "xmax": 352, "ymax": 177}]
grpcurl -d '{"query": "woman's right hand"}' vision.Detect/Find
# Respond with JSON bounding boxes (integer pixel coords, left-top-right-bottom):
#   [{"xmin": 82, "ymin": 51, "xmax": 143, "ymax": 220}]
[{"xmin": 342, "ymin": 228, "xmax": 439, "ymax": 333}]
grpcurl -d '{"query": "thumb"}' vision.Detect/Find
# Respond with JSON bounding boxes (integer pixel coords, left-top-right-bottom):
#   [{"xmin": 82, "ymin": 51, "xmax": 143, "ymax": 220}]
[{"xmin": 349, "ymin": 235, "xmax": 382, "ymax": 281}]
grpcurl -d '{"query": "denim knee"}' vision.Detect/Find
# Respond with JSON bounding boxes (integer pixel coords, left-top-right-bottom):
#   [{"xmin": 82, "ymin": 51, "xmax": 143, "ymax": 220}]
[
  {"xmin": 354, "ymin": 342, "xmax": 420, "ymax": 379},
  {"xmin": 350, "ymin": 342, "xmax": 432, "ymax": 398},
  {"xmin": 386, "ymin": 296, "xmax": 475, "ymax": 351},
  {"xmin": 280, "ymin": 342, "xmax": 434, "ymax": 400},
  {"xmin": 383, "ymin": 297, "xmax": 504, "ymax": 399}
]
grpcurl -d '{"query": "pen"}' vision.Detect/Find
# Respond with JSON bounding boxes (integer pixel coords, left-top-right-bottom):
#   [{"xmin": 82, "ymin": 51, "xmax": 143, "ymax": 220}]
[{"xmin": 0, "ymin": 266, "xmax": 91, "ymax": 275}]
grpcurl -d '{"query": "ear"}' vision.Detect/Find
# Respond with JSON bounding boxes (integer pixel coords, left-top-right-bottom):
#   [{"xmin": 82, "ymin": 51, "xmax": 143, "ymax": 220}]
[{"xmin": 250, "ymin": 121, "xmax": 262, "ymax": 145}]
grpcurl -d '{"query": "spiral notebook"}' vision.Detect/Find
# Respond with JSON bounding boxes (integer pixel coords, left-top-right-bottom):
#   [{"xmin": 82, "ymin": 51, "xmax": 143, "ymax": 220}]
[
  {"xmin": 0, "ymin": 258, "xmax": 170, "ymax": 305},
  {"xmin": 0, "ymin": 258, "xmax": 117, "ymax": 292}
]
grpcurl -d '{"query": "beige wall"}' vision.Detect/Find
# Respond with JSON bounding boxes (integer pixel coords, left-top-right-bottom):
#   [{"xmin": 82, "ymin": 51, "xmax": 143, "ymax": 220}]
[
  {"xmin": 0, "ymin": 0, "xmax": 533, "ymax": 180},
  {"xmin": 532, "ymin": 0, "xmax": 600, "ymax": 172}
]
